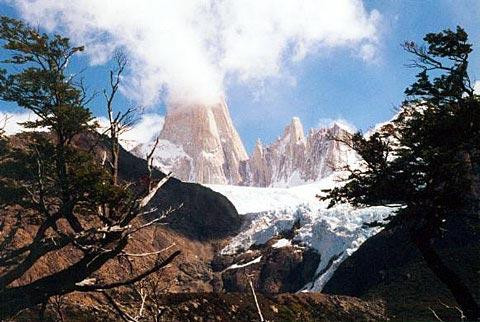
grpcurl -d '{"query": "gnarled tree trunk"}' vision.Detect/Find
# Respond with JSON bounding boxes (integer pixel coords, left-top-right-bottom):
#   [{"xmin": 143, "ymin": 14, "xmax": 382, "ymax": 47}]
[{"xmin": 414, "ymin": 235, "xmax": 479, "ymax": 321}]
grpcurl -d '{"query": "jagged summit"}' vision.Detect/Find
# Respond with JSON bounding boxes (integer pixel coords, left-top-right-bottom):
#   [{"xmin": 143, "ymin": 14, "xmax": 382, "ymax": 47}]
[
  {"xmin": 285, "ymin": 116, "xmax": 305, "ymax": 142},
  {"xmin": 242, "ymin": 117, "xmax": 355, "ymax": 187},
  {"xmin": 130, "ymin": 107, "xmax": 355, "ymax": 187},
  {"xmin": 132, "ymin": 100, "xmax": 248, "ymax": 184}
]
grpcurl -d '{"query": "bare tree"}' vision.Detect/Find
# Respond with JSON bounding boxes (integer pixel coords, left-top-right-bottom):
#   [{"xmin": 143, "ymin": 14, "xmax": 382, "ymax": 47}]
[
  {"xmin": 0, "ymin": 16, "xmax": 180, "ymax": 319},
  {"xmin": 92, "ymin": 254, "xmax": 177, "ymax": 322},
  {"xmin": 0, "ymin": 113, "xmax": 10, "ymax": 136},
  {"xmin": 103, "ymin": 51, "xmax": 137, "ymax": 185},
  {"xmin": 247, "ymin": 275, "xmax": 265, "ymax": 322}
]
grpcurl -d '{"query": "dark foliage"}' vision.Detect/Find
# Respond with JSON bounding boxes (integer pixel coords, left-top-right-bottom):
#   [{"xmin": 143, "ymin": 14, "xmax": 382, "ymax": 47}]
[
  {"xmin": 322, "ymin": 27, "xmax": 480, "ymax": 320},
  {"xmin": 0, "ymin": 16, "xmax": 180, "ymax": 319}
]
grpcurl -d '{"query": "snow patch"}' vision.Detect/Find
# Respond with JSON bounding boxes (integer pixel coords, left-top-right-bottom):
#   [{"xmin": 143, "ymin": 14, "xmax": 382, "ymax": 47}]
[
  {"xmin": 226, "ymin": 256, "xmax": 262, "ymax": 271},
  {"xmin": 207, "ymin": 174, "xmax": 393, "ymax": 291},
  {"xmin": 130, "ymin": 139, "xmax": 192, "ymax": 175},
  {"xmin": 272, "ymin": 238, "xmax": 291, "ymax": 248}
]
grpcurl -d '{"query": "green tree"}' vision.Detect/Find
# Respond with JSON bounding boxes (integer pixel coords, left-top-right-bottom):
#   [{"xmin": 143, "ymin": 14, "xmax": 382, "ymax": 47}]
[
  {"xmin": 323, "ymin": 27, "xmax": 480, "ymax": 320},
  {"xmin": 0, "ymin": 16, "xmax": 179, "ymax": 319}
]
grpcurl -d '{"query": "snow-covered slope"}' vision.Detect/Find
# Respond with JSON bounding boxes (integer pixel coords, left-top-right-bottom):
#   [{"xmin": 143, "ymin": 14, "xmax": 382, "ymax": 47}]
[
  {"xmin": 207, "ymin": 174, "xmax": 392, "ymax": 291},
  {"xmin": 130, "ymin": 139, "xmax": 193, "ymax": 177}
]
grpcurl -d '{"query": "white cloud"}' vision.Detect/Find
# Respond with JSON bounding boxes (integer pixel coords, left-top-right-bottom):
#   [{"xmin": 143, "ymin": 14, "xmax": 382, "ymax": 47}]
[
  {"xmin": 474, "ymin": 81, "xmax": 480, "ymax": 94},
  {"xmin": 0, "ymin": 111, "xmax": 40, "ymax": 135},
  {"xmin": 14, "ymin": 0, "xmax": 381, "ymax": 107},
  {"xmin": 317, "ymin": 117, "xmax": 357, "ymax": 133},
  {"xmin": 359, "ymin": 43, "xmax": 377, "ymax": 62},
  {"xmin": 121, "ymin": 113, "xmax": 164, "ymax": 147},
  {"xmin": 1, "ymin": 111, "xmax": 164, "ymax": 149},
  {"xmin": 97, "ymin": 113, "xmax": 165, "ymax": 150}
]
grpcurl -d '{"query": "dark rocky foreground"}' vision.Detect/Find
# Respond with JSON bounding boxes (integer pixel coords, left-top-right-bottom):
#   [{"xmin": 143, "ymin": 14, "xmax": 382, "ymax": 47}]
[
  {"xmin": 146, "ymin": 292, "xmax": 386, "ymax": 321},
  {"xmin": 4, "ymin": 132, "xmax": 386, "ymax": 321},
  {"xmin": 323, "ymin": 216, "xmax": 480, "ymax": 321},
  {"xmin": 13, "ymin": 292, "xmax": 387, "ymax": 321}
]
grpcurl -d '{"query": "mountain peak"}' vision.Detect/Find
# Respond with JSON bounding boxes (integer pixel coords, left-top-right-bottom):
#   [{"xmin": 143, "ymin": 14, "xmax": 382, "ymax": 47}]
[
  {"xmin": 240, "ymin": 117, "xmax": 354, "ymax": 187},
  {"xmin": 284, "ymin": 116, "xmax": 305, "ymax": 143},
  {"xmin": 130, "ymin": 107, "xmax": 354, "ymax": 187},
  {"xmin": 146, "ymin": 100, "xmax": 248, "ymax": 184}
]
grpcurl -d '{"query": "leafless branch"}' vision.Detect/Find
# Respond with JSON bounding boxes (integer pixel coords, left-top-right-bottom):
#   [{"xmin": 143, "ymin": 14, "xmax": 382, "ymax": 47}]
[
  {"xmin": 428, "ymin": 306, "xmax": 444, "ymax": 322},
  {"xmin": 120, "ymin": 243, "xmax": 176, "ymax": 258},
  {"xmin": 74, "ymin": 250, "xmax": 181, "ymax": 292},
  {"xmin": 137, "ymin": 288, "xmax": 147, "ymax": 320},
  {"xmin": 139, "ymin": 172, "xmax": 173, "ymax": 208},
  {"xmin": 101, "ymin": 290, "xmax": 137, "ymax": 322},
  {"xmin": 0, "ymin": 114, "xmax": 12, "ymax": 136},
  {"xmin": 146, "ymin": 135, "xmax": 161, "ymax": 192},
  {"xmin": 130, "ymin": 205, "xmax": 181, "ymax": 235},
  {"xmin": 248, "ymin": 276, "xmax": 264, "ymax": 322},
  {"xmin": 438, "ymin": 299, "xmax": 466, "ymax": 320}
]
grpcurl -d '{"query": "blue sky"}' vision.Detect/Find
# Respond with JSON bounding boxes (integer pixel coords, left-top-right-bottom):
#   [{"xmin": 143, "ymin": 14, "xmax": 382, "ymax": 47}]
[
  {"xmin": 0, "ymin": 1, "xmax": 479, "ymax": 152},
  {"xmin": 227, "ymin": 0, "xmax": 480, "ymax": 150}
]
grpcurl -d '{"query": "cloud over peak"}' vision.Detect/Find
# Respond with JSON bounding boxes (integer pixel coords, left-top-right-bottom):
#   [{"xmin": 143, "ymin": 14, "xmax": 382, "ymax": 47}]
[{"xmin": 15, "ymin": 0, "xmax": 381, "ymax": 106}]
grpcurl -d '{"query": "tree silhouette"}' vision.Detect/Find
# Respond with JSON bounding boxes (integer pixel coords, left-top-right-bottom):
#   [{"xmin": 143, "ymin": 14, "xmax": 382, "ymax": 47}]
[
  {"xmin": 323, "ymin": 27, "xmax": 480, "ymax": 320},
  {"xmin": 0, "ymin": 16, "xmax": 179, "ymax": 319}
]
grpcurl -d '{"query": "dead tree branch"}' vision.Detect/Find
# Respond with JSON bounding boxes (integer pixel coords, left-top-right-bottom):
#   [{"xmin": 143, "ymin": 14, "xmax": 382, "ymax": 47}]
[{"xmin": 248, "ymin": 276, "xmax": 264, "ymax": 322}]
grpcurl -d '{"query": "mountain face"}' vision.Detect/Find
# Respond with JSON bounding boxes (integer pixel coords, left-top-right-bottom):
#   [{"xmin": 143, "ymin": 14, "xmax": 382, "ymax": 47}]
[
  {"xmin": 133, "ymin": 100, "xmax": 248, "ymax": 185},
  {"xmin": 242, "ymin": 117, "xmax": 357, "ymax": 187},
  {"xmin": 130, "ymin": 103, "xmax": 355, "ymax": 187}
]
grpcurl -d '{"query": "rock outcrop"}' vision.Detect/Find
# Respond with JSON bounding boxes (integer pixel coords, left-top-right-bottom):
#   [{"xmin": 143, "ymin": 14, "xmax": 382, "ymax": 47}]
[
  {"xmin": 242, "ymin": 118, "xmax": 356, "ymax": 187},
  {"xmin": 130, "ymin": 103, "xmax": 356, "ymax": 187},
  {"xmin": 152, "ymin": 100, "xmax": 249, "ymax": 185},
  {"xmin": 118, "ymin": 140, "xmax": 242, "ymax": 241},
  {"xmin": 214, "ymin": 230, "xmax": 321, "ymax": 294}
]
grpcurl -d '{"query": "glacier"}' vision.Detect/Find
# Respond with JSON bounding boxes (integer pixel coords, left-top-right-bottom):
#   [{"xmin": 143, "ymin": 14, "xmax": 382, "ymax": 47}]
[{"xmin": 207, "ymin": 174, "xmax": 393, "ymax": 291}]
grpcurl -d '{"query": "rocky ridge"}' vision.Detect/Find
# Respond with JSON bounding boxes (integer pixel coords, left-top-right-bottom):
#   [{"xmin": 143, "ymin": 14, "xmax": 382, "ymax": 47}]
[
  {"xmin": 147, "ymin": 100, "xmax": 248, "ymax": 185},
  {"xmin": 242, "ymin": 117, "xmax": 357, "ymax": 187},
  {"xmin": 130, "ymin": 102, "xmax": 355, "ymax": 187}
]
